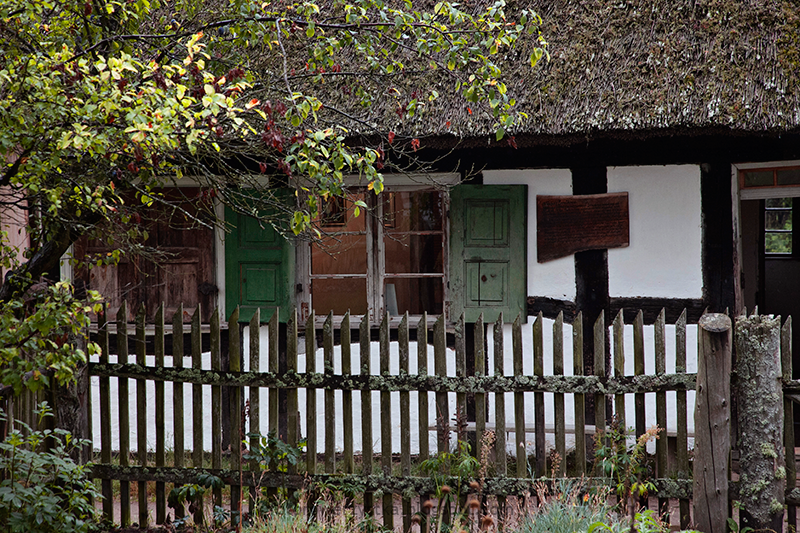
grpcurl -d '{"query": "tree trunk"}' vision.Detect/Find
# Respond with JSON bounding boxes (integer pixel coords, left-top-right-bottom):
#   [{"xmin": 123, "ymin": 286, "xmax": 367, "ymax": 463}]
[{"xmin": 735, "ymin": 315, "xmax": 785, "ymax": 533}]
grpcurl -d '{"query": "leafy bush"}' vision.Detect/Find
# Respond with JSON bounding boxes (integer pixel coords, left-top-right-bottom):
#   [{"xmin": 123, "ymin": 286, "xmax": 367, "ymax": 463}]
[{"xmin": 0, "ymin": 403, "xmax": 99, "ymax": 533}]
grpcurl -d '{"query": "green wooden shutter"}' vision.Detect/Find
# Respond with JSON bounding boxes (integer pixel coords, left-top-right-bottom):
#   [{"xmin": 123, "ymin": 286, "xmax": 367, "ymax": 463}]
[
  {"xmin": 225, "ymin": 201, "xmax": 294, "ymax": 323},
  {"xmin": 449, "ymin": 184, "xmax": 527, "ymax": 323}
]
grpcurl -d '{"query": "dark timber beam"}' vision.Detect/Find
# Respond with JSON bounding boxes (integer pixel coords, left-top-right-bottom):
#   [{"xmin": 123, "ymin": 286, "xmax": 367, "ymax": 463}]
[
  {"xmin": 700, "ymin": 162, "xmax": 736, "ymax": 314},
  {"xmin": 571, "ymin": 166, "xmax": 609, "ymax": 424}
]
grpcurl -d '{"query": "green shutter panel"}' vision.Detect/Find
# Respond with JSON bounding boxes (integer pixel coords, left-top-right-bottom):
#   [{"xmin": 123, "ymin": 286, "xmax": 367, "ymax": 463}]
[
  {"xmin": 225, "ymin": 201, "xmax": 294, "ymax": 323},
  {"xmin": 450, "ymin": 184, "xmax": 527, "ymax": 323}
]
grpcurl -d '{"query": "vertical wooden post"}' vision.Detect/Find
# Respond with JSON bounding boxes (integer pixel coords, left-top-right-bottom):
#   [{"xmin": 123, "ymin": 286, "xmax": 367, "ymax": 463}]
[
  {"xmin": 323, "ymin": 312, "xmax": 336, "ymax": 474},
  {"xmin": 342, "ymin": 312, "xmax": 354, "ymax": 475},
  {"xmin": 172, "ymin": 305, "xmax": 185, "ymax": 521},
  {"xmin": 211, "ymin": 308, "xmax": 223, "ymax": 509},
  {"xmin": 117, "ymin": 301, "xmax": 131, "ymax": 528},
  {"xmin": 474, "ymin": 314, "xmax": 486, "ymax": 461},
  {"xmin": 693, "ymin": 313, "xmax": 732, "ymax": 533},
  {"xmin": 735, "ymin": 315, "xmax": 785, "ymax": 532},
  {"xmin": 633, "ymin": 310, "xmax": 646, "ymax": 440},
  {"xmin": 783, "ymin": 317, "xmax": 796, "ymax": 533},
  {"xmin": 513, "ymin": 315, "xmax": 526, "ymax": 478},
  {"xmin": 494, "ymin": 313, "xmax": 506, "ymax": 477},
  {"xmin": 434, "ymin": 313, "xmax": 448, "ymax": 455},
  {"xmin": 380, "ymin": 313, "xmax": 393, "ymax": 530},
  {"xmin": 593, "ymin": 310, "xmax": 606, "ymax": 476},
  {"xmin": 612, "ymin": 310, "xmax": 625, "ymax": 430},
  {"xmin": 654, "ymin": 309, "xmax": 668, "ymax": 516},
  {"xmin": 455, "ymin": 314, "xmax": 468, "ymax": 445},
  {"xmin": 98, "ymin": 306, "xmax": 113, "ymax": 521},
  {"xmin": 417, "ymin": 313, "xmax": 430, "ymax": 463},
  {"xmin": 399, "ymin": 313, "xmax": 412, "ymax": 533},
  {"xmin": 154, "ymin": 304, "xmax": 166, "ymax": 524},
  {"xmin": 286, "ymin": 308, "xmax": 298, "ymax": 474},
  {"xmin": 135, "ymin": 304, "xmax": 148, "ymax": 528},
  {"xmin": 553, "ymin": 312, "xmax": 566, "ymax": 477},
  {"xmin": 533, "ymin": 312, "xmax": 546, "ymax": 477},
  {"xmin": 573, "ymin": 312, "xmax": 586, "ymax": 476},
  {"xmin": 675, "ymin": 309, "xmax": 691, "ymax": 529},
  {"xmin": 228, "ymin": 307, "xmax": 241, "ymax": 527},
  {"xmin": 360, "ymin": 316, "xmax": 373, "ymax": 518},
  {"xmin": 249, "ymin": 309, "xmax": 261, "ymax": 510},
  {"xmin": 305, "ymin": 311, "xmax": 317, "ymax": 477},
  {"xmin": 191, "ymin": 306, "xmax": 203, "ymax": 469},
  {"xmin": 418, "ymin": 313, "xmax": 430, "ymax": 525}
]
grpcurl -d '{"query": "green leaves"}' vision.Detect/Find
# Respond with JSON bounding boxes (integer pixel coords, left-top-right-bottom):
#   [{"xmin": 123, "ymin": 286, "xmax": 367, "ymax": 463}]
[{"xmin": 0, "ymin": 282, "xmax": 101, "ymax": 395}]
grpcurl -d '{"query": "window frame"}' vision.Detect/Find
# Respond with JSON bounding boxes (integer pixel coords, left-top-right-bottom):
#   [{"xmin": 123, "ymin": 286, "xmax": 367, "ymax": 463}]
[
  {"xmin": 295, "ymin": 174, "xmax": 458, "ymax": 325},
  {"xmin": 736, "ymin": 163, "xmax": 800, "ymax": 259}
]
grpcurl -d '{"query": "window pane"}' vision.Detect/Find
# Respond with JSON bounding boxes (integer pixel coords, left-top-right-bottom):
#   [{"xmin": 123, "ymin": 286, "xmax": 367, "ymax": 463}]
[
  {"xmin": 385, "ymin": 278, "xmax": 443, "ymax": 315},
  {"xmin": 384, "ymin": 234, "xmax": 444, "ymax": 274},
  {"xmin": 766, "ymin": 233, "xmax": 792, "ymax": 254},
  {"xmin": 384, "ymin": 191, "xmax": 443, "ymax": 231},
  {"xmin": 312, "ymin": 278, "xmax": 367, "ymax": 315},
  {"xmin": 777, "ymin": 168, "xmax": 800, "ymax": 185},
  {"xmin": 743, "ymin": 170, "xmax": 774, "ymax": 187},
  {"xmin": 317, "ymin": 193, "xmax": 366, "ymax": 231},
  {"xmin": 766, "ymin": 197, "xmax": 793, "ymax": 208},
  {"xmin": 765, "ymin": 210, "xmax": 792, "ymax": 231},
  {"xmin": 312, "ymin": 234, "xmax": 367, "ymax": 274}
]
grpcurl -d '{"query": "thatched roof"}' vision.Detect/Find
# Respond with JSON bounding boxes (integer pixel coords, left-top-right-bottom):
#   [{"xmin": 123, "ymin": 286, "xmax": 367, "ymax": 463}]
[{"xmin": 338, "ymin": 0, "xmax": 800, "ymax": 143}]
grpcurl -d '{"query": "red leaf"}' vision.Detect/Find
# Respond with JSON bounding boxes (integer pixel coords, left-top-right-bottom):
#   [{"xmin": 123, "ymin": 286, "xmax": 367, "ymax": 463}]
[
  {"xmin": 388, "ymin": 131, "xmax": 395, "ymax": 144},
  {"xmin": 411, "ymin": 138, "xmax": 420, "ymax": 151}
]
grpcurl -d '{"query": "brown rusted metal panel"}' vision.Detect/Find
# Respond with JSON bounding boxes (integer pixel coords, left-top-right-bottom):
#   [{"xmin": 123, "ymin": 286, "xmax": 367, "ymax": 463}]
[{"xmin": 536, "ymin": 192, "xmax": 629, "ymax": 262}]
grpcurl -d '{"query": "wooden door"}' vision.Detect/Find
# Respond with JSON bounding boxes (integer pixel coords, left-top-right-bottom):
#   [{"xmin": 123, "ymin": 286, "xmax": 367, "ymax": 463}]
[
  {"xmin": 224, "ymin": 205, "xmax": 294, "ymax": 323},
  {"xmin": 449, "ymin": 184, "xmax": 527, "ymax": 322}
]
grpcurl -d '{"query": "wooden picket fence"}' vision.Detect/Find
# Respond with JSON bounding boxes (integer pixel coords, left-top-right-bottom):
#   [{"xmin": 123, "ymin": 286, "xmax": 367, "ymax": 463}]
[{"xmin": 82, "ymin": 302, "xmax": 800, "ymax": 531}]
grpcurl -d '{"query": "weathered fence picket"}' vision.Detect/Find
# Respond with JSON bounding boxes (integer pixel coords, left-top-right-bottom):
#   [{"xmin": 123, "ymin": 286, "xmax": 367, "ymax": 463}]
[
  {"xmin": 172, "ymin": 305, "xmax": 185, "ymax": 520},
  {"xmin": 573, "ymin": 312, "xmax": 586, "ymax": 476},
  {"xmin": 399, "ymin": 312, "xmax": 412, "ymax": 533},
  {"xmin": 98, "ymin": 307, "xmax": 113, "ymax": 520},
  {"xmin": 654, "ymin": 309, "xmax": 668, "ymax": 516},
  {"xmin": 228, "ymin": 307, "xmax": 241, "ymax": 526},
  {"xmin": 117, "ymin": 302, "xmax": 130, "ymax": 527},
  {"xmin": 154, "ymin": 305, "xmax": 166, "ymax": 524},
  {"xmin": 78, "ymin": 301, "xmax": 800, "ymax": 532},
  {"xmin": 513, "ymin": 314, "xmax": 525, "ymax": 478},
  {"xmin": 676, "ymin": 309, "xmax": 690, "ymax": 529},
  {"xmin": 248, "ymin": 308, "xmax": 261, "ymax": 510},
  {"xmin": 533, "ymin": 312, "xmax": 545, "ymax": 478},
  {"xmin": 553, "ymin": 312, "xmax": 566, "ymax": 477},
  {"xmin": 135, "ymin": 304, "xmax": 147, "ymax": 528}
]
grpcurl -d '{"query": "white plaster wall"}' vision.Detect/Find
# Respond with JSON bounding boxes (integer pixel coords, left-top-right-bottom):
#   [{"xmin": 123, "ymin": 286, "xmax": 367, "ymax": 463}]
[
  {"xmin": 90, "ymin": 318, "xmax": 698, "ymax": 453},
  {"xmin": 482, "ymin": 169, "xmax": 575, "ymax": 301},
  {"xmin": 607, "ymin": 165, "xmax": 702, "ymax": 298}
]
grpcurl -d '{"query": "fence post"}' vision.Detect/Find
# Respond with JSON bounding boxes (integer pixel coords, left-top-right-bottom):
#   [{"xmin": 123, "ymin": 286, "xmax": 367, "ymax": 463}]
[
  {"xmin": 694, "ymin": 313, "xmax": 732, "ymax": 533},
  {"xmin": 734, "ymin": 315, "xmax": 785, "ymax": 532}
]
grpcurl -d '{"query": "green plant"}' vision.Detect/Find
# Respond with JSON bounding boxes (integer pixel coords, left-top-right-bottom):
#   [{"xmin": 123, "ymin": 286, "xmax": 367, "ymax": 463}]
[
  {"xmin": 594, "ymin": 417, "xmax": 662, "ymax": 517},
  {"xmin": 417, "ymin": 439, "xmax": 481, "ymax": 533},
  {"xmin": 0, "ymin": 403, "xmax": 100, "ymax": 533},
  {"xmin": 244, "ymin": 431, "xmax": 307, "ymax": 515},
  {"xmin": 519, "ymin": 478, "xmax": 611, "ymax": 533},
  {"xmin": 167, "ymin": 472, "xmax": 224, "ymax": 528},
  {"xmin": 588, "ymin": 509, "xmax": 669, "ymax": 533}
]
